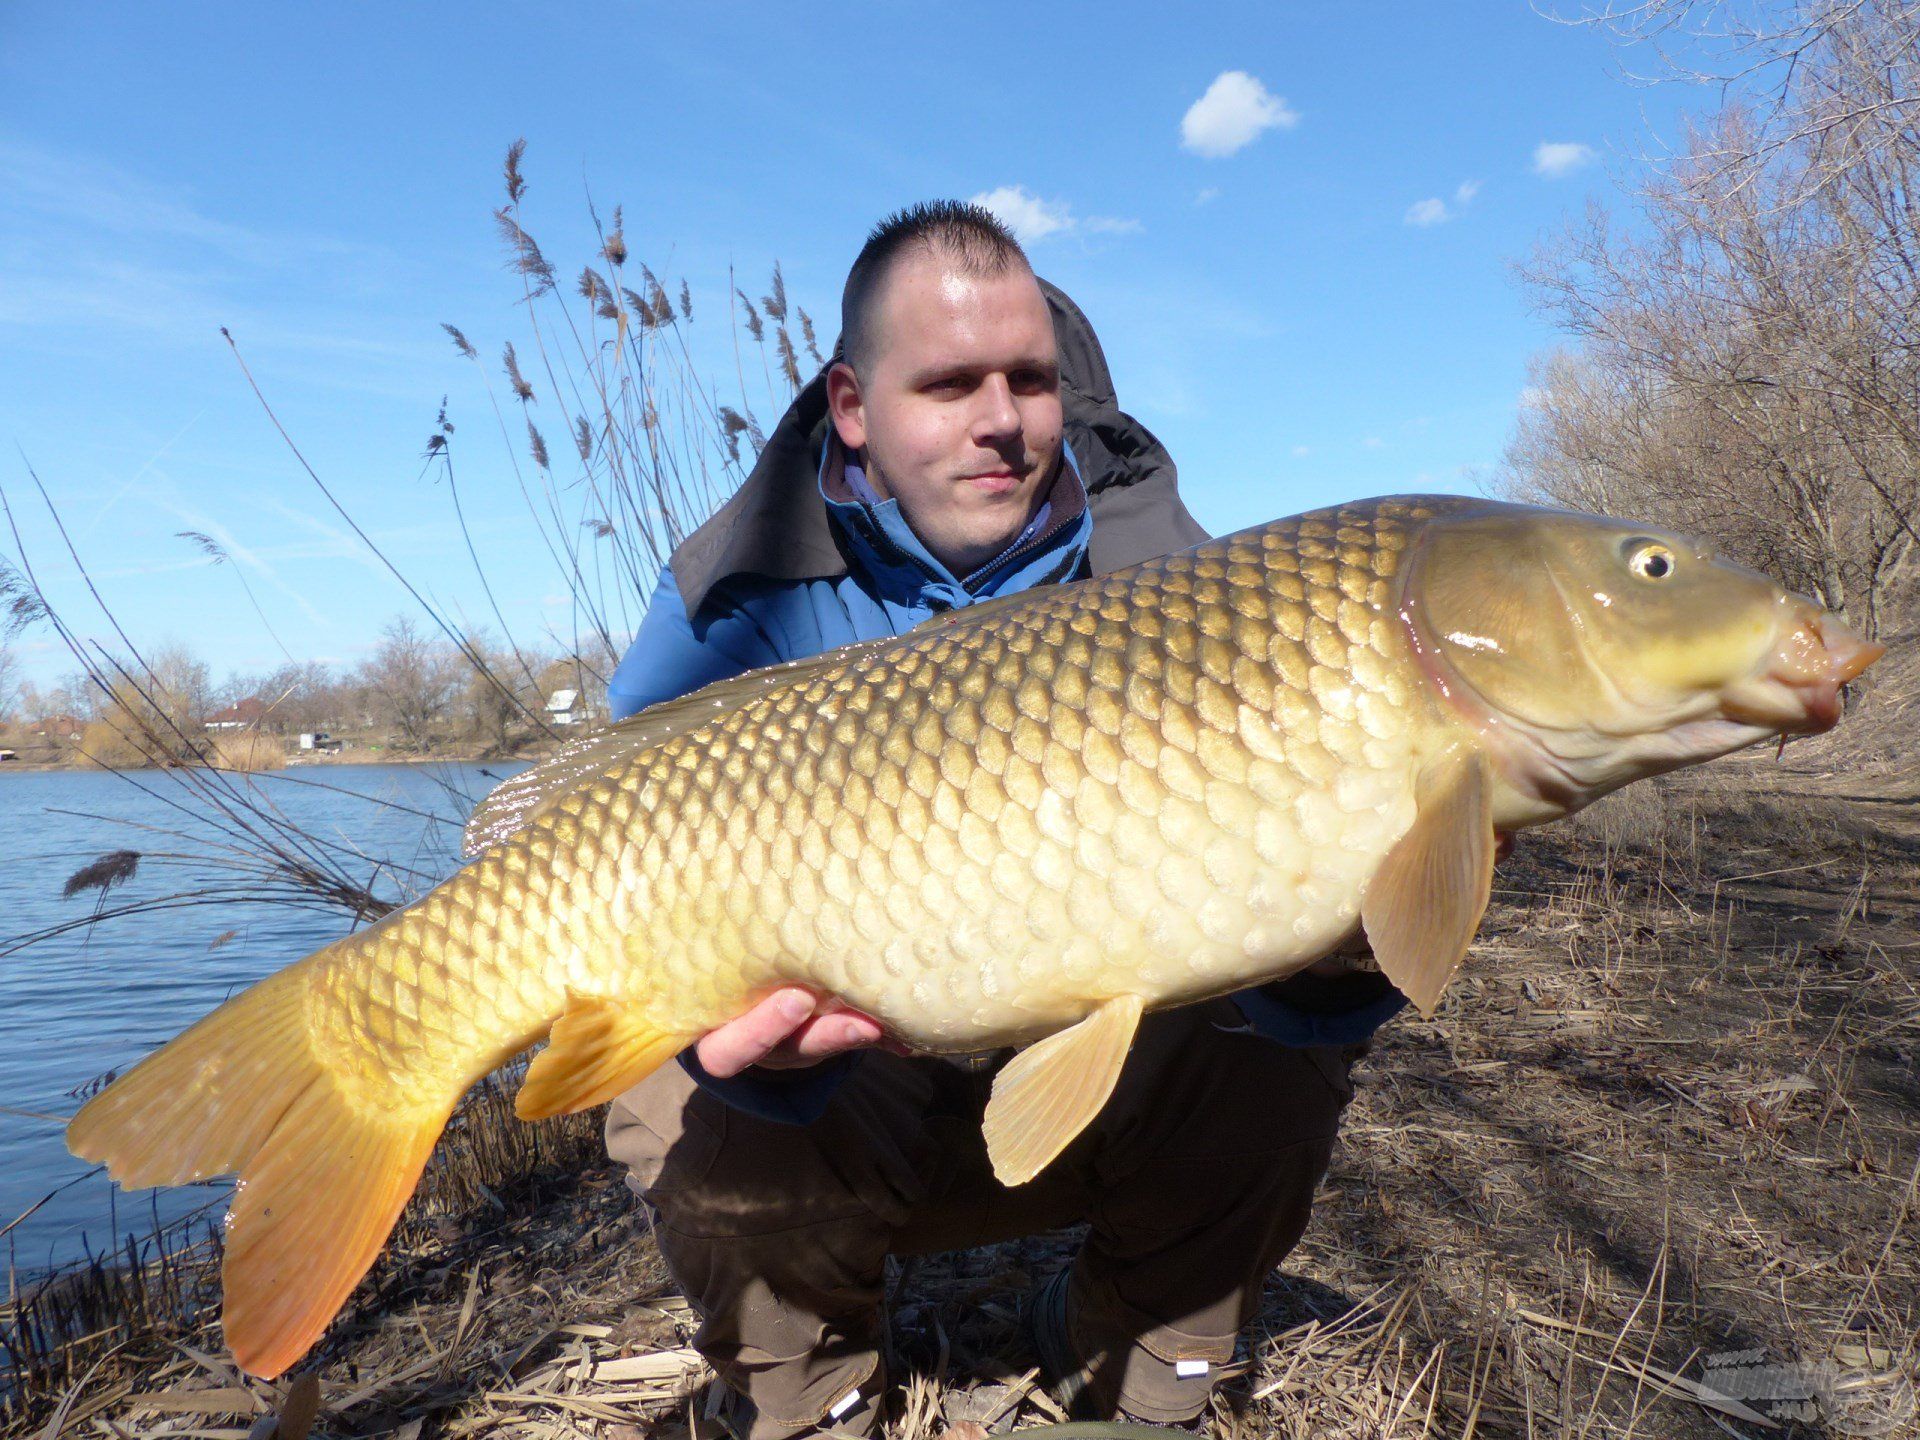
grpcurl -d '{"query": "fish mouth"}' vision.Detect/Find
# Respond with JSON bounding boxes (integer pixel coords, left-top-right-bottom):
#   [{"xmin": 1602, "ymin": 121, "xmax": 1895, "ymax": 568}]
[{"xmin": 1723, "ymin": 608, "xmax": 1885, "ymax": 734}]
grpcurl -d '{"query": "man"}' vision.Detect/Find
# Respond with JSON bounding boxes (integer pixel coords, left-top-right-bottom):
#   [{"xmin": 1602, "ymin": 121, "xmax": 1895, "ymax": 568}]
[{"xmin": 604, "ymin": 202, "xmax": 1404, "ymax": 1438}]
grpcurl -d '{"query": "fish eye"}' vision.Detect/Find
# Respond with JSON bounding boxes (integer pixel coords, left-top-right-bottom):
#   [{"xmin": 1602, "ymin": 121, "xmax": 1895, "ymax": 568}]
[{"xmin": 1625, "ymin": 541, "xmax": 1677, "ymax": 581}]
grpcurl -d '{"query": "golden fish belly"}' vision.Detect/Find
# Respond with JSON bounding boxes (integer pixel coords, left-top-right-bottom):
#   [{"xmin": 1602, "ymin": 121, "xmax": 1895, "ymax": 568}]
[{"xmin": 583, "ymin": 506, "xmax": 1437, "ymax": 1050}]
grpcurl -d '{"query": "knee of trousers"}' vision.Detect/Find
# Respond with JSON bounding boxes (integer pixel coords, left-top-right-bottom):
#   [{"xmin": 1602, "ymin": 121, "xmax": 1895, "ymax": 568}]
[
  {"xmin": 1090, "ymin": 1018, "xmax": 1358, "ymax": 1181},
  {"xmin": 606, "ymin": 1058, "xmax": 938, "ymax": 1242}
]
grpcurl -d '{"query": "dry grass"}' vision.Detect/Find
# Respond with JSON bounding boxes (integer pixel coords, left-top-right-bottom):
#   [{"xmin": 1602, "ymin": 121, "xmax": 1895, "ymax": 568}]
[
  {"xmin": 203, "ymin": 733, "xmax": 287, "ymax": 772},
  {"xmin": 69, "ymin": 720, "xmax": 160, "ymax": 772},
  {"xmin": 6, "ymin": 761, "xmax": 1916, "ymax": 1439}
]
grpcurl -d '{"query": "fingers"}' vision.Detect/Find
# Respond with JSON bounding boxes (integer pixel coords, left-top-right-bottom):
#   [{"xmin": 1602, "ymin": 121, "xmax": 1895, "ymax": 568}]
[
  {"xmin": 693, "ymin": 987, "xmax": 816, "ymax": 1078},
  {"xmin": 693, "ymin": 989, "xmax": 907, "ymax": 1076},
  {"xmin": 770, "ymin": 1010, "xmax": 888, "ymax": 1065}
]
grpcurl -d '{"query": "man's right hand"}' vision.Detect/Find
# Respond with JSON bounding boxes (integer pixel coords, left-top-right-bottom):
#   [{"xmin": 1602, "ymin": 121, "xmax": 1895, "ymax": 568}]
[{"xmin": 694, "ymin": 986, "xmax": 908, "ymax": 1077}]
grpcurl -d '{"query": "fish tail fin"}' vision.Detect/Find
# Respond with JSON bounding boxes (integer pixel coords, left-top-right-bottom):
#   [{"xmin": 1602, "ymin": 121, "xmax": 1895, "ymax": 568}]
[{"xmin": 66, "ymin": 959, "xmax": 455, "ymax": 1379}]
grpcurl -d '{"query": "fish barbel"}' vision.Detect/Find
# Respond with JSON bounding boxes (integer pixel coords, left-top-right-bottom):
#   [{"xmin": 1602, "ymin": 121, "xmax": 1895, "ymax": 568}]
[{"xmin": 67, "ymin": 495, "xmax": 1881, "ymax": 1377}]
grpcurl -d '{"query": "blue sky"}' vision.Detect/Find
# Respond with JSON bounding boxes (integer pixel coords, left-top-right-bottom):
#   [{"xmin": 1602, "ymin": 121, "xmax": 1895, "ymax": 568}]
[{"xmin": 0, "ymin": 2, "xmax": 1693, "ymax": 688}]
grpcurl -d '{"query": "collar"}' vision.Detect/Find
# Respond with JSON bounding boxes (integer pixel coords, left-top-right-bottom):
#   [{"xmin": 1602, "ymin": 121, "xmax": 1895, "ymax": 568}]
[{"xmin": 816, "ymin": 435, "xmax": 1091, "ymax": 603}]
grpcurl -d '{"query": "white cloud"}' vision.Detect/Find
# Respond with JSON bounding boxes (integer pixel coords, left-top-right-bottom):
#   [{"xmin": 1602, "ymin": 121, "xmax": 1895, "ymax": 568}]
[
  {"xmin": 1180, "ymin": 71, "xmax": 1299, "ymax": 159},
  {"xmin": 1290, "ymin": 444, "xmax": 1311, "ymax": 457},
  {"xmin": 1195, "ymin": 186, "xmax": 1221, "ymax": 206},
  {"xmin": 1533, "ymin": 142, "xmax": 1596, "ymax": 178},
  {"xmin": 972, "ymin": 185, "xmax": 1074, "ymax": 243},
  {"xmin": 970, "ymin": 185, "xmax": 1138, "ymax": 244},
  {"xmin": 1404, "ymin": 178, "xmax": 1482, "ymax": 227},
  {"xmin": 1363, "ymin": 436, "xmax": 1384, "ymax": 449}
]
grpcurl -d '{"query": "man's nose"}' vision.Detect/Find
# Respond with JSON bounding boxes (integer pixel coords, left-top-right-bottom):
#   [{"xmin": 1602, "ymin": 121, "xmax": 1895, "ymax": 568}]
[{"xmin": 970, "ymin": 374, "xmax": 1022, "ymax": 443}]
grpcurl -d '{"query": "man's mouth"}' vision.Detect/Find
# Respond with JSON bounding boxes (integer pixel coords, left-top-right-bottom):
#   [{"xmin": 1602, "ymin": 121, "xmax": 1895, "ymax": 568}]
[{"xmin": 961, "ymin": 470, "xmax": 1021, "ymax": 495}]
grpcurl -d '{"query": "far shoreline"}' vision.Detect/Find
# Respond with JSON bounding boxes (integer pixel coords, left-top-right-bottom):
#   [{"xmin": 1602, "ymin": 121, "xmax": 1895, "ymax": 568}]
[{"xmin": 0, "ymin": 749, "xmax": 543, "ymax": 777}]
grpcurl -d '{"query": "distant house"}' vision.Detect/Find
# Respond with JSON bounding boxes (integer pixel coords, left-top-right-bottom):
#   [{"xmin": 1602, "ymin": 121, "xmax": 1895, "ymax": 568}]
[
  {"xmin": 297, "ymin": 731, "xmax": 343, "ymax": 753},
  {"xmin": 545, "ymin": 688, "xmax": 586, "ymax": 726},
  {"xmin": 205, "ymin": 697, "xmax": 270, "ymax": 731},
  {"xmin": 0, "ymin": 748, "xmax": 16, "ymax": 763},
  {"xmin": 35, "ymin": 715, "xmax": 83, "ymax": 742}
]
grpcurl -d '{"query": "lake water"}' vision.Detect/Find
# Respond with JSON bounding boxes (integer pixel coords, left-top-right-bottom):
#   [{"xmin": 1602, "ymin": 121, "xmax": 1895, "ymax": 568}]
[{"xmin": 0, "ymin": 762, "xmax": 523, "ymax": 1275}]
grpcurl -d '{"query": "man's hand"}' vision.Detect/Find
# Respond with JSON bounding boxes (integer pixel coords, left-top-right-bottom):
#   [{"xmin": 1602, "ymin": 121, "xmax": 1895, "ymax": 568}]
[{"xmin": 694, "ymin": 986, "xmax": 908, "ymax": 1078}]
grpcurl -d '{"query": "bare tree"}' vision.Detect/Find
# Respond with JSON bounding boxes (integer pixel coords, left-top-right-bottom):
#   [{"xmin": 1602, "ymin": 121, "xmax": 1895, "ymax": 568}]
[
  {"xmin": 360, "ymin": 616, "xmax": 465, "ymax": 753},
  {"xmin": 459, "ymin": 631, "xmax": 550, "ymax": 756},
  {"xmin": 73, "ymin": 643, "xmax": 218, "ymax": 769}
]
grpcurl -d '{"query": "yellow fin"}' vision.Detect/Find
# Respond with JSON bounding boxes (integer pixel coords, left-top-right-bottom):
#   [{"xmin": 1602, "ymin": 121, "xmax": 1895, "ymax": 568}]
[
  {"xmin": 1361, "ymin": 746, "xmax": 1496, "ymax": 1017},
  {"xmin": 982, "ymin": 995, "xmax": 1145, "ymax": 1187},
  {"xmin": 66, "ymin": 961, "xmax": 456, "ymax": 1378},
  {"xmin": 516, "ymin": 992, "xmax": 694, "ymax": 1119},
  {"xmin": 222, "ymin": 1082, "xmax": 449, "ymax": 1378}
]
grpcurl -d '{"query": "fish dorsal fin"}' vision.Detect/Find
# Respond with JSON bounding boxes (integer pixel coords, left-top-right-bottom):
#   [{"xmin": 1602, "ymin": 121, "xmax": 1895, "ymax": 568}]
[
  {"xmin": 516, "ymin": 991, "xmax": 698, "ymax": 1119},
  {"xmin": 462, "ymin": 638, "xmax": 896, "ymax": 858},
  {"xmin": 1360, "ymin": 746, "xmax": 1496, "ymax": 1017},
  {"xmin": 982, "ymin": 994, "xmax": 1145, "ymax": 1186},
  {"xmin": 462, "ymin": 590, "xmax": 1070, "ymax": 858}
]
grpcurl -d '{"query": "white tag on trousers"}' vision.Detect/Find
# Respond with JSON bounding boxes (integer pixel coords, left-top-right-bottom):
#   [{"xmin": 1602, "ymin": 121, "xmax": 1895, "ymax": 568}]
[{"xmin": 827, "ymin": 1388, "xmax": 861, "ymax": 1420}]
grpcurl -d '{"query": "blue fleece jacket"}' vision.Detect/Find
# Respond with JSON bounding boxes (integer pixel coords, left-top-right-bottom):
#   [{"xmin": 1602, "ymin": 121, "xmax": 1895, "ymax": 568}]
[{"xmin": 606, "ymin": 441, "xmax": 1405, "ymax": 1123}]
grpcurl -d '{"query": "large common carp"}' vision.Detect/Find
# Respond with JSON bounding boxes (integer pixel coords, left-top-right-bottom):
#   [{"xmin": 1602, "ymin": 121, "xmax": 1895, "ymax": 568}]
[{"xmin": 68, "ymin": 496, "xmax": 1880, "ymax": 1377}]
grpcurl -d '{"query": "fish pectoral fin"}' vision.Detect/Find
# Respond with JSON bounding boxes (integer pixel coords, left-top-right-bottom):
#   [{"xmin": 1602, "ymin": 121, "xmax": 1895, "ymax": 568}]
[
  {"xmin": 1360, "ymin": 745, "xmax": 1496, "ymax": 1018},
  {"xmin": 982, "ymin": 994, "xmax": 1146, "ymax": 1187},
  {"xmin": 516, "ymin": 992, "xmax": 695, "ymax": 1120}
]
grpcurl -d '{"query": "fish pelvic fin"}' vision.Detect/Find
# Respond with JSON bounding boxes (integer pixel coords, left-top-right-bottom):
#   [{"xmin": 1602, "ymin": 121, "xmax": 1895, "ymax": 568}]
[
  {"xmin": 66, "ymin": 961, "xmax": 455, "ymax": 1378},
  {"xmin": 515, "ymin": 991, "xmax": 696, "ymax": 1119},
  {"xmin": 983, "ymin": 994, "xmax": 1145, "ymax": 1187},
  {"xmin": 1361, "ymin": 744, "xmax": 1497, "ymax": 1017}
]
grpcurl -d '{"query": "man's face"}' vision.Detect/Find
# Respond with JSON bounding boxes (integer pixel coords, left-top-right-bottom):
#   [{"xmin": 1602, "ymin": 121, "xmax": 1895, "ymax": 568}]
[{"xmin": 827, "ymin": 252, "xmax": 1063, "ymax": 578}]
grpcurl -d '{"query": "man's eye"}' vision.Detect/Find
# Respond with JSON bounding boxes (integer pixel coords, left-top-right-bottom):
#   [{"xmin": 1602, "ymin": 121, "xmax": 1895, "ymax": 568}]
[
  {"xmin": 926, "ymin": 376, "xmax": 968, "ymax": 395},
  {"xmin": 1011, "ymin": 370, "xmax": 1053, "ymax": 393}
]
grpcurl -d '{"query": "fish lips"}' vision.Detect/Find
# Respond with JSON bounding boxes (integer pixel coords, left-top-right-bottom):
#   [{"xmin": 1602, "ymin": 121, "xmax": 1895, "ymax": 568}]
[{"xmin": 1723, "ymin": 612, "xmax": 1885, "ymax": 734}]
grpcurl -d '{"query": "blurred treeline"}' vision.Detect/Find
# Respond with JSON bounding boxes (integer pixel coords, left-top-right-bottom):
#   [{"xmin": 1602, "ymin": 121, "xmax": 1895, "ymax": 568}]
[{"xmin": 0, "ymin": 620, "xmax": 599, "ymax": 769}]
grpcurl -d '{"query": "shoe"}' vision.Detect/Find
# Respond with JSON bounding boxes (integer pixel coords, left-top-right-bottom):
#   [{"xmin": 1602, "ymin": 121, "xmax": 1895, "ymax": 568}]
[
  {"xmin": 1024, "ymin": 1267, "xmax": 1099, "ymax": 1420},
  {"xmin": 702, "ymin": 1377, "xmax": 880, "ymax": 1439},
  {"xmin": 1024, "ymin": 1269, "xmax": 1217, "ymax": 1433},
  {"xmin": 703, "ymin": 1380, "xmax": 755, "ymax": 1440}
]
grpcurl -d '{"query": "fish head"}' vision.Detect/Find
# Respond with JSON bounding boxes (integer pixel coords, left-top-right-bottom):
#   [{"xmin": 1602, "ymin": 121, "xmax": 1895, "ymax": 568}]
[{"xmin": 1402, "ymin": 503, "xmax": 1883, "ymax": 813}]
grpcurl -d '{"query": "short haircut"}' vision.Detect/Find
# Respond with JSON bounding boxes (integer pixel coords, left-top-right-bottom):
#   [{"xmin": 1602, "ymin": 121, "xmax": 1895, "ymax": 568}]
[{"xmin": 839, "ymin": 201, "xmax": 1032, "ymax": 376}]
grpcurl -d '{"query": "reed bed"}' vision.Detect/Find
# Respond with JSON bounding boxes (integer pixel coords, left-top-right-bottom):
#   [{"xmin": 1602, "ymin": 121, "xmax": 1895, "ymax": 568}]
[{"xmin": 203, "ymin": 734, "xmax": 287, "ymax": 773}]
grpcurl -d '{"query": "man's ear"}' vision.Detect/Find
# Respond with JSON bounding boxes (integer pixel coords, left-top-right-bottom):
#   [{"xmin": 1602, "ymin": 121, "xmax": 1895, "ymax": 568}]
[{"xmin": 826, "ymin": 361, "xmax": 868, "ymax": 451}]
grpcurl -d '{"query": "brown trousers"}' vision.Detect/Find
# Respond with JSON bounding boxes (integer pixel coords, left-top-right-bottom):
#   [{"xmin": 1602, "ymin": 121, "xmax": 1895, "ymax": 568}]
[{"xmin": 606, "ymin": 999, "xmax": 1356, "ymax": 1437}]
